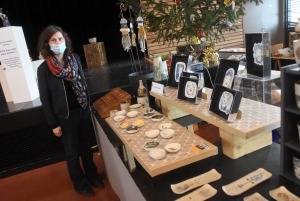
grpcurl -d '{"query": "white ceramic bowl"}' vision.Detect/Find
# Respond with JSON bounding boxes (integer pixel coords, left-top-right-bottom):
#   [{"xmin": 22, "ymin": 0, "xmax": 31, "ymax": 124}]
[
  {"xmin": 151, "ymin": 114, "xmax": 164, "ymax": 122},
  {"xmin": 143, "ymin": 112, "xmax": 155, "ymax": 119},
  {"xmin": 144, "ymin": 108, "xmax": 155, "ymax": 114},
  {"xmin": 113, "ymin": 115, "xmax": 125, "ymax": 122},
  {"xmin": 129, "ymin": 104, "xmax": 142, "ymax": 111},
  {"xmin": 164, "ymin": 143, "xmax": 181, "ymax": 153},
  {"xmin": 127, "ymin": 111, "xmax": 138, "ymax": 118},
  {"xmin": 132, "ymin": 119, "xmax": 145, "ymax": 127},
  {"xmin": 126, "ymin": 125, "xmax": 139, "ymax": 134},
  {"xmin": 158, "ymin": 123, "xmax": 172, "ymax": 130},
  {"xmin": 115, "ymin": 110, "xmax": 126, "ymax": 116},
  {"xmin": 145, "ymin": 129, "xmax": 160, "ymax": 138},
  {"xmin": 149, "ymin": 148, "xmax": 166, "ymax": 160},
  {"xmin": 119, "ymin": 119, "xmax": 131, "ymax": 128},
  {"xmin": 88, "ymin": 37, "xmax": 97, "ymax": 44},
  {"xmin": 160, "ymin": 129, "xmax": 175, "ymax": 139},
  {"xmin": 143, "ymin": 141, "xmax": 160, "ymax": 151}
]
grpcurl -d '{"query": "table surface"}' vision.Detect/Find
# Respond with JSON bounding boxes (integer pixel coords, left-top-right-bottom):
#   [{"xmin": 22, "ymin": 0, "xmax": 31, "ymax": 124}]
[
  {"xmin": 150, "ymin": 87, "xmax": 281, "ymax": 139},
  {"xmin": 271, "ymin": 56, "xmax": 295, "ymax": 60},
  {"xmin": 105, "ymin": 108, "xmax": 218, "ymax": 177}
]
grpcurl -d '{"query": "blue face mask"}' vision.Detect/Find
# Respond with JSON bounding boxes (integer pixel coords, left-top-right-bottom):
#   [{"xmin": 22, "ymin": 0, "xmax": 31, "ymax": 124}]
[{"xmin": 49, "ymin": 42, "xmax": 66, "ymax": 55}]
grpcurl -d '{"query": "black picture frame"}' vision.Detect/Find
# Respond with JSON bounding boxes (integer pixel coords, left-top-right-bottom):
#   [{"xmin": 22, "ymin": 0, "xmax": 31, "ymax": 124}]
[
  {"xmin": 214, "ymin": 59, "xmax": 240, "ymax": 89},
  {"xmin": 182, "ymin": 71, "xmax": 204, "ymax": 97},
  {"xmin": 177, "ymin": 76, "xmax": 199, "ymax": 103},
  {"xmin": 209, "ymin": 84, "xmax": 243, "ymax": 121},
  {"xmin": 167, "ymin": 55, "xmax": 189, "ymax": 87}
]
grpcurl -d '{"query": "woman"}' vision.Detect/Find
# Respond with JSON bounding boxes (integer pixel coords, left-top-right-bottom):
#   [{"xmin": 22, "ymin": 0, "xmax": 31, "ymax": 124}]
[{"xmin": 37, "ymin": 25, "xmax": 104, "ymax": 197}]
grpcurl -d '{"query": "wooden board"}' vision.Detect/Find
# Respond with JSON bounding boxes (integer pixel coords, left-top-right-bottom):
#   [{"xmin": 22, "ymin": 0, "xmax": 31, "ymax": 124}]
[{"xmin": 83, "ymin": 42, "xmax": 107, "ymax": 67}]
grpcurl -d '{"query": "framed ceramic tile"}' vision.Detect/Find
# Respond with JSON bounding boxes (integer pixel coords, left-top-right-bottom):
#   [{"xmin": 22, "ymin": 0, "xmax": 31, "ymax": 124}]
[
  {"xmin": 182, "ymin": 71, "xmax": 204, "ymax": 97},
  {"xmin": 214, "ymin": 59, "xmax": 240, "ymax": 89},
  {"xmin": 177, "ymin": 76, "xmax": 199, "ymax": 103},
  {"xmin": 167, "ymin": 55, "xmax": 190, "ymax": 87},
  {"xmin": 209, "ymin": 84, "xmax": 243, "ymax": 121}
]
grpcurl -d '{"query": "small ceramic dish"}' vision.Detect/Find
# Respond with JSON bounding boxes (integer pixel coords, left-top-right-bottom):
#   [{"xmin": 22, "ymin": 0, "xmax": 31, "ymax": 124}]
[
  {"xmin": 164, "ymin": 143, "xmax": 181, "ymax": 153},
  {"xmin": 145, "ymin": 129, "xmax": 160, "ymax": 138},
  {"xmin": 119, "ymin": 119, "xmax": 131, "ymax": 129},
  {"xmin": 115, "ymin": 110, "xmax": 126, "ymax": 116},
  {"xmin": 125, "ymin": 125, "xmax": 139, "ymax": 134},
  {"xmin": 149, "ymin": 148, "xmax": 166, "ymax": 160},
  {"xmin": 144, "ymin": 141, "xmax": 160, "ymax": 151},
  {"xmin": 113, "ymin": 115, "xmax": 125, "ymax": 122},
  {"xmin": 129, "ymin": 104, "xmax": 142, "ymax": 111},
  {"xmin": 132, "ymin": 119, "xmax": 145, "ymax": 127},
  {"xmin": 143, "ymin": 112, "xmax": 155, "ymax": 119},
  {"xmin": 144, "ymin": 108, "xmax": 155, "ymax": 114},
  {"xmin": 151, "ymin": 114, "xmax": 164, "ymax": 122},
  {"xmin": 158, "ymin": 122, "xmax": 172, "ymax": 130},
  {"xmin": 160, "ymin": 129, "xmax": 175, "ymax": 139},
  {"xmin": 127, "ymin": 111, "xmax": 138, "ymax": 118}
]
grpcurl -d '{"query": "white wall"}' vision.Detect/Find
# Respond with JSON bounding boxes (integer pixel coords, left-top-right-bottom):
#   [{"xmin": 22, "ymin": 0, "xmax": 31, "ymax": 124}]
[{"xmin": 243, "ymin": 0, "xmax": 284, "ymax": 45}]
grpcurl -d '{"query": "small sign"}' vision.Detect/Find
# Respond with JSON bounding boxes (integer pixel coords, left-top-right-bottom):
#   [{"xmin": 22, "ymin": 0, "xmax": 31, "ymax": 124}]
[{"xmin": 151, "ymin": 82, "xmax": 165, "ymax": 95}]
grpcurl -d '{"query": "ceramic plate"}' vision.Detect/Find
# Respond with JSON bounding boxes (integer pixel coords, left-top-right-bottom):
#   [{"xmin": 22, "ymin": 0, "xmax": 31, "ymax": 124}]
[
  {"xmin": 164, "ymin": 143, "xmax": 181, "ymax": 153},
  {"xmin": 151, "ymin": 114, "xmax": 164, "ymax": 122},
  {"xmin": 143, "ymin": 112, "xmax": 155, "ymax": 119},
  {"xmin": 149, "ymin": 148, "xmax": 166, "ymax": 160},
  {"xmin": 119, "ymin": 119, "xmax": 131, "ymax": 129},
  {"xmin": 132, "ymin": 119, "xmax": 145, "ymax": 127},
  {"xmin": 129, "ymin": 104, "xmax": 142, "ymax": 110},
  {"xmin": 125, "ymin": 125, "xmax": 139, "ymax": 134},
  {"xmin": 115, "ymin": 110, "xmax": 126, "ymax": 116},
  {"xmin": 144, "ymin": 141, "xmax": 160, "ymax": 151},
  {"xmin": 127, "ymin": 111, "xmax": 138, "ymax": 118},
  {"xmin": 160, "ymin": 129, "xmax": 175, "ymax": 139},
  {"xmin": 113, "ymin": 115, "xmax": 125, "ymax": 122},
  {"xmin": 158, "ymin": 123, "xmax": 172, "ymax": 130},
  {"xmin": 145, "ymin": 129, "xmax": 160, "ymax": 138}
]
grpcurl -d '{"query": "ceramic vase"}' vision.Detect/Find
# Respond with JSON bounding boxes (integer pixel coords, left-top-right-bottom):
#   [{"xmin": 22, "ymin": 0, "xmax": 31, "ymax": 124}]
[{"xmin": 294, "ymin": 39, "xmax": 300, "ymax": 67}]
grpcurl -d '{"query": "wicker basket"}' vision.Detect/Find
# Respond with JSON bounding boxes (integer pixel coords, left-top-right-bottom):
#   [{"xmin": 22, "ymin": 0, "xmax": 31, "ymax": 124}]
[{"xmin": 93, "ymin": 87, "xmax": 131, "ymax": 118}]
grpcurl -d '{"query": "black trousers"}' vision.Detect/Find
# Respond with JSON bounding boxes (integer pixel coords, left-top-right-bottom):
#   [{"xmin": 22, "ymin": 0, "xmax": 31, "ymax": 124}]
[{"xmin": 59, "ymin": 107, "xmax": 98, "ymax": 191}]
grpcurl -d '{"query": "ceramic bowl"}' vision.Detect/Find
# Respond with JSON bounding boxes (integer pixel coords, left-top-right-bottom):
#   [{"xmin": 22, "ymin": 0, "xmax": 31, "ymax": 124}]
[
  {"xmin": 126, "ymin": 125, "xmax": 139, "ymax": 134},
  {"xmin": 113, "ymin": 115, "xmax": 125, "ymax": 122},
  {"xmin": 129, "ymin": 104, "xmax": 142, "ymax": 111},
  {"xmin": 158, "ymin": 123, "xmax": 172, "ymax": 130},
  {"xmin": 143, "ymin": 112, "xmax": 155, "ymax": 119},
  {"xmin": 132, "ymin": 119, "xmax": 145, "ymax": 127},
  {"xmin": 127, "ymin": 111, "xmax": 138, "ymax": 118},
  {"xmin": 160, "ymin": 129, "xmax": 175, "ymax": 139},
  {"xmin": 144, "ymin": 141, "xmax": 160, "ymax": 151},
  {"xmin": 145, "ymin": 129, "xmax": 160, "ymax": 138},
  {"xmin": 151, "ymin": 114, "xmax": 164, "ymax": 122},
  {"xmin": 119, "ymin": 119, "xmax": 131, "ymax": 129},
  {"xmin": 144, "ymin": 108, "xmax": 155, "ymax": 114},
  {"xmin": 115, "ymin": 110, "xmax": 127, "ymax": 116},
  {"xmin": 164, "ymin": 143, "xmax": 181, "ymax": 153},
  {"xmin": 88, "ymin": 37, "xmax": 97, "ymax": 44},
  {"xmin": 149, "ymin": 148, "xmax": 166, "ymax": 160}
]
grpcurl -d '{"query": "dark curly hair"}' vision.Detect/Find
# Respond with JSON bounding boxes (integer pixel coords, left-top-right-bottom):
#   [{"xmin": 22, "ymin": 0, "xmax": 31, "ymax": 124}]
[{"xmin": 37, "ymin": 25, "xmax": 73, "ymax": 58}]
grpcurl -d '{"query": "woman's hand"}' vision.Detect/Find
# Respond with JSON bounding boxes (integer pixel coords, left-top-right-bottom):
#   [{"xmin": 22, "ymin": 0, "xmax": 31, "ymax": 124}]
[{"xmin": 53, "ymin": 126, "xmax": 62, "ymax": 137}]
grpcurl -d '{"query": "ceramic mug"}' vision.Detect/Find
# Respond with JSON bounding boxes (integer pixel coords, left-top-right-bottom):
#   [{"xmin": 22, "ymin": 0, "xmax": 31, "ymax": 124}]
[
  {"xmin": 294, "ymin": 81, "xmax": 300, "ymax": 109},
  {"xmin": 120, "ymin": 101, "xmax": 130, "ymax": 112},
  {"xmin": 293, "ymin": 155, "xmax": 300, "ymax": 180},
  {"xmin": 109, "ymin": 110, "xmax": 118, "ymax": 117}
]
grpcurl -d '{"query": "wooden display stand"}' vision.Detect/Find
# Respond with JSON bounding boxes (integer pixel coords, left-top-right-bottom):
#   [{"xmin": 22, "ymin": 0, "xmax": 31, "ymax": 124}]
[
  {"xmin": 0, "ymin": 26, "xmax": 39, "ymax": 103},
  {"xmin": 150, "ymin": 87, "xmax": 280, "ymax": 159},
  {"xmin": 83, "ymin": 42, "xmax": 107, "ymax": 67}
]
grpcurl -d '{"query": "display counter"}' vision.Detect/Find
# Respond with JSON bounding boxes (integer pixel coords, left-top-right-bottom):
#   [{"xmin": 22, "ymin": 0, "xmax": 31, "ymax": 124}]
[
  {"xmin": 91, "ymin": 107, "xmax": 300, "ymax": 201},
  {"xmin": 150, "ymin": 87, "xmax": 281, "ymax": 159}
]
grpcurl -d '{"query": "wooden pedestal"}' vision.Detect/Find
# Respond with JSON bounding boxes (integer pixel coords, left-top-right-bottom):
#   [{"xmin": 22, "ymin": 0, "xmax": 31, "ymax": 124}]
[{"xmin": 83, "ymin": 42, "xmax": 107, "ymax": 67}]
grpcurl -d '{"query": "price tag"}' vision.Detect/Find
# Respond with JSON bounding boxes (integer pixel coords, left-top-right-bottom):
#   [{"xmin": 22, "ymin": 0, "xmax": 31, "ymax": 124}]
[{"xmin": 151, "ymin": 82, "xmax": 165, "ymax": 95}]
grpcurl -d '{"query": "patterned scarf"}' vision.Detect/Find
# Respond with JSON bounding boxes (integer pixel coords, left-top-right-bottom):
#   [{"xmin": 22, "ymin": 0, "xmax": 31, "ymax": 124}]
[{"xmin": 46, "ymin": 54, "xmax": 87, "ymax": 109}]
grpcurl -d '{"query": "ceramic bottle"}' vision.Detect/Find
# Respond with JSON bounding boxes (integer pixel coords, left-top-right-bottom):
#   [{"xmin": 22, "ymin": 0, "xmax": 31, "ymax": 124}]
[{"xmin": 137, "ymin": 80, "xmax": 149, "ymax": 107}]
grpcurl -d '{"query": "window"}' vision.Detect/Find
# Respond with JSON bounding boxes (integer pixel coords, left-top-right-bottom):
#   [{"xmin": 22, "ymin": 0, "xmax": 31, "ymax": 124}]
[{"xmin": 286, "ymin": 0, "xmax": 300, "ymax": 31}]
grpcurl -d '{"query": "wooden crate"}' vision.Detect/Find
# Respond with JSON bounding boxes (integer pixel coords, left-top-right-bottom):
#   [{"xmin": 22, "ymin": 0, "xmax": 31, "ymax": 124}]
[{"xmin": 83, "ymin": 42, "xmax": 107, "ymax": 67}]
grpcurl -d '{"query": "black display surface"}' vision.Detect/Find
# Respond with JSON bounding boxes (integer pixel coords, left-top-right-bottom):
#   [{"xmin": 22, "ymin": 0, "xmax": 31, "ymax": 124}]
[{"xmin": 92, "ymin": 107, "xmax": 300, "ymax": 201}]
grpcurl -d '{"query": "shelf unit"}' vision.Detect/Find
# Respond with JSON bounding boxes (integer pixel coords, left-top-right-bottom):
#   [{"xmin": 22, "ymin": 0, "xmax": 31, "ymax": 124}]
[{"xmin": 281, "ymin": 64, "xmax": 300, "ymax": 186}]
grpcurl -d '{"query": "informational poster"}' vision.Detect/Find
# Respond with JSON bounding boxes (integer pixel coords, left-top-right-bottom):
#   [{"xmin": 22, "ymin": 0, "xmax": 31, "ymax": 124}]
[{"xmin": 0, "ymin": 38, "xmax": 22, "ymax": 71}]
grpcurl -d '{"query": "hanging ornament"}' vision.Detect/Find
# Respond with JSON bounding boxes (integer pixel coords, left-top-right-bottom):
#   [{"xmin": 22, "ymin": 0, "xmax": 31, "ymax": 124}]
[
  {"xmin": 137, "ymin": 15, "xmax": 147, "ymax": 52},
  {"xmin": 197, "ymin": 29, "xmax": 206, "ymax": 38},
  {"xmin": 128, "ymin": 6, "xmax": 136, "ymax": 47},
  {"xmin": 219, "ymin": 18, "xmax": 233, "ymax": 28},
  {"xmin": 190, "ymin": 36, "xmax": 200, "ymax": 45},
  {"xmin": 224, "ymin": 0, "xmax": 233, "ymax": 7},
  {"xmin": 203, "ymin": 57, "xmax": 209, "ymax": 68},
  {"xmin": 120, "ymin": 18, "xmax": 131, "ymax": 52}
]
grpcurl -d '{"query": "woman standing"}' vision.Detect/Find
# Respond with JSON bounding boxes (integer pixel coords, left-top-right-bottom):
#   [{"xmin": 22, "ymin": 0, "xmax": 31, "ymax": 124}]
[{"xmin": 37, "ymin": 25, "xmax": 104, "ymax": 197}]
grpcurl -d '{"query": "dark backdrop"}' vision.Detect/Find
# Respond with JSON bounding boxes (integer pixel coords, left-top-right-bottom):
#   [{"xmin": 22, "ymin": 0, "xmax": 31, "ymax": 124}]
[{"xmin": 0, "ymin": 0, "xmax": 141, "ymax": 63}]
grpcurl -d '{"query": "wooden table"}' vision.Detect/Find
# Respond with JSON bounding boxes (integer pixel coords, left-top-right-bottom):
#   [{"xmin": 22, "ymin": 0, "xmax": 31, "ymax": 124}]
[
  {"xmin": 271, "ymin": 56, "xmax": 295, "ymax": 70},
  {"xmin": 150, "ymin": 87, "xmax": 281, "ymax": 159},
  {"xmin": 105, "ymin": 107, "xmax": 218, "ymax": 177}
]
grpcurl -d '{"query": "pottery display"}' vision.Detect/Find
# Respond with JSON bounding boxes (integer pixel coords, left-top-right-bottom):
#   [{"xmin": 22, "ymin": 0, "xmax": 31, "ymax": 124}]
[
  {"xmin": 160, "ymin": 129, "xmax": 175, "ymax": 139},
  {"xmin": 125, "ymin": 125, "xmax": 139, "ymax": 134},
  {"xmin": 269, "ymin": 186, "xmax": 300, "ymax": 201},
  {"xmin": 149, "ymin": 148, "xmax": 166, "ymax": 160},
  {"xmin": 145, "ymin": 130, "xmax": 160, "ymax": 138},
  {"xmin": 113, "ymin": 115, "xmax": 125, "ymax": 122},
  {"xmin": 164, "ymin": 143, "xmax": 181, "ymax": 153},
  {"xmin": 119, "ymin": 119, "xmax": 131, "ymax": 129},
  {"xmin": 294, "ymin": 39, "xmax": 300, "ymax": 67},
  {"xmin": 294, "ymin": 80, "xmax": 300, "ymax": 109},
  {"xmin": 158, "ymin": 123, "xmax": 172, "ymax": 130},
  {"xmin": 127, "ymin": 111, "xmax": 139, "ymax": 118},
  {"xmin": 175, "ymin": 184, "xmax": 217, "ymax": 201},
  {"xmin": 144, "ymin": 141, "xmax": 160, "ymax": 151},
  {"xmin": 151, "ymin": 114, "xmax": 164, "ymax": 122},
  {"xmin": 88, "ymin": 37, "xmax": 97, "ymax": 44}
]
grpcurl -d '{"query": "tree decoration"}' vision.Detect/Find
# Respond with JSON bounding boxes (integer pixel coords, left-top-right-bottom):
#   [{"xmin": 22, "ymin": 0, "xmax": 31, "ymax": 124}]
[{"xmin": 118, "ymin": 0, "xmax": 263, "ymax": 45}]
